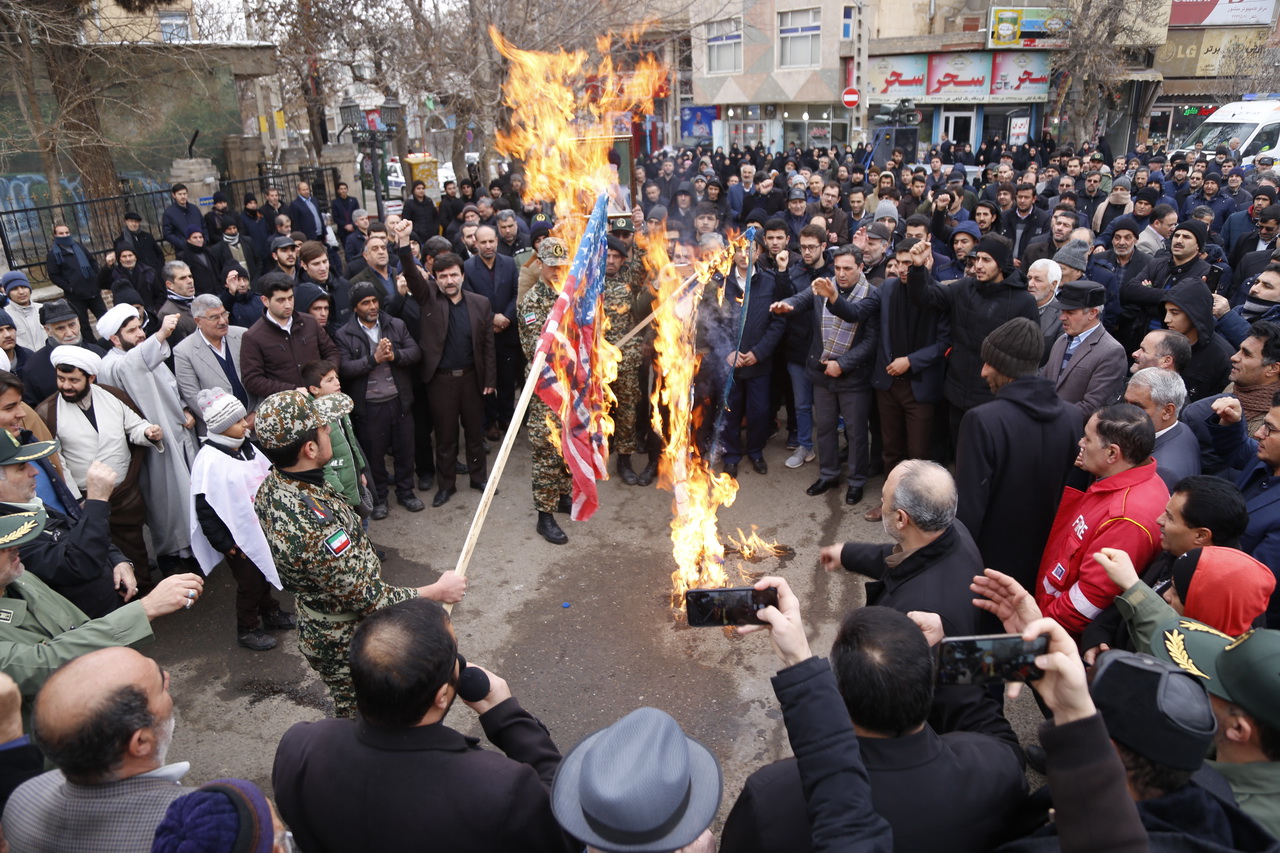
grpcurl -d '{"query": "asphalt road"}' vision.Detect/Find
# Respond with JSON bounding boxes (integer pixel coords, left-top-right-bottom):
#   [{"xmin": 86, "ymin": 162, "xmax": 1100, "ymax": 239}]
[{"xmin": 153, "ymin": 430, "xmax": 1046, "ymax": 829}]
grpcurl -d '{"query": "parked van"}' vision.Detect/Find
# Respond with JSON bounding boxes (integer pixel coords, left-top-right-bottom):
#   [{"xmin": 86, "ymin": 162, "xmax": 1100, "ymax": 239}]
[{"xmin": 1171, "ymin": 99, "xmax": 1280, "ymax": 165}]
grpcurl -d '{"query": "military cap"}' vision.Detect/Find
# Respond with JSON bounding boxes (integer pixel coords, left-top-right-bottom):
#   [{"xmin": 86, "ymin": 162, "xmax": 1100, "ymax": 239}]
[
  {"xmin": 0, "ymin": 502, "xmax": 47, "ymax": 549},
  {"xmin": 253, "ymin": 390, "xmax": 354, "ymax": 450},
  {"xmin": 1151, "ymin": 617, "xmax": 1280, "ymax": 731},
  {"xmin": 538, "ymin": 238, "xmax": 570, "ymax": 267},
  {"xmin": 0, "ymin": 431, "xmax": 57, "ymax": 467},
  {"xmin": 609, "ymin": 215, "xmax": 635, "ymax": 234}
]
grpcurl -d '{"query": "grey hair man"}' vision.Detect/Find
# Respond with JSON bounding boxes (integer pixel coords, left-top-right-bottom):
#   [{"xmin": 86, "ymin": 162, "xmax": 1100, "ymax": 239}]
[{"xmin": 1125, "ymin": 367, "xmax": 1199, "ymax": 489}]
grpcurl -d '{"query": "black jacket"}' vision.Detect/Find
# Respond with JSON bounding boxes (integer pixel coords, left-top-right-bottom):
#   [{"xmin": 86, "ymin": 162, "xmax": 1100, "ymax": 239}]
[
  {"xmin": 19, "ymin": 499, "xmax": 128, "ymax": 620},
  {"xmin": 272, "ymin": 699, "xmax": 575, "ymax": 853},
  {"xmin": 332, "ymin": 312, "xmax": 423, "ymax": 417},
  {"xmin": 701, "ymin": 265, "xmax": 786, "ymax": 380},
  {"xmin": 20, "ymin": 340, "xmax": 107, "ymax": 407},
  {"xmin": 955, "ymin": 376, "xmax": 1084, "ymax": 593},
  {"xmin": 403, "ymin": 196, "xmax": 440, "ymax": 243},
  {"xmin": 1164, "ymin": 280, "xmax": 1233, "ymax": 402},
  {"xmin": 723, "ymin": 708, "xmax": 1025, "ymax": 853},
  {"xmin": 45, "ymin": 239, "xmax": 99, "ymax": 299},
  {"xmin": 774, "ymin": 257, "xmax": 830, "ymax": 365},
  {"xmin": 905, "ymin": 264, "xmax": 1039, "ymax": 411},
  {"xmin": 177, "ymin": 245, "xmax": 220, "ymax": 296},
  {"xmin": 113, "ymin": 228, "xmax": 165, "ymax": 275},
  {"xmin": 1119, "ymin": 253, "xmax": 1211, "ymax": 353},
  {"xmin": 999, "ymin": 207, "xmax": 1050, "ymax": 256},
  {"xmin": 110, "ymin": 264, "xmax": 164, "ymax": 314}
]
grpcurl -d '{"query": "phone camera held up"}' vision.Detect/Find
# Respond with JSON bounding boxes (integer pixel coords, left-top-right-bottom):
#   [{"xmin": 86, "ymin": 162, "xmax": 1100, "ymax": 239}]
[
  {"xmin": 685, "ymin": 587, "xmax": 779, "ymax": 627},
  {"xmin": 935, "ymin": 634, "xmax": 1048, "ymax": 686}
]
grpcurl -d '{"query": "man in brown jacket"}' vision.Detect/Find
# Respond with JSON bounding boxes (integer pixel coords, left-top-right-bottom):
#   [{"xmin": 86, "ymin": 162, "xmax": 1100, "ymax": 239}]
[
  {"xmin": 240, "ymin": 272, "xmax": 340, "ymax": 403},
  {"xmin": 391, "ymin": 220, "xmax": 495, "ymax": 507}
]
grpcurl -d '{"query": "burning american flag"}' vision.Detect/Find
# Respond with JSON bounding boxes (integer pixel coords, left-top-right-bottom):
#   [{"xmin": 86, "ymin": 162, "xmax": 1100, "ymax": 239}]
[{"xmin": 532, "ymin": 192, "xmax": 613, "ymax": 522}]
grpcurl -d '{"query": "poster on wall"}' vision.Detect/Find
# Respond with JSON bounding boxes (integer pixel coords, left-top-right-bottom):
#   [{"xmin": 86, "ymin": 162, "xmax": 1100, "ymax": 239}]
[
  {"xmin": 926, "ymin": 52, "xmax": 992, "ymax": 104},
  {"xmin": 867, "ymin": 54, "xmax": 929, "ymax": 103},
  {"xmin": 987, "ymin": 8, "xmax": 1071, "ymax": 49},
  {"xmin": 1170, "ymin": 0, "xmax": 1278, "ymax": 26},
  {"xmin": 989, "ymin": 51, "xmax": 1051, "ymax": 102},
  {"xmin": 680, "ymin": 106, "xmax": 718, "ymax": 140}
]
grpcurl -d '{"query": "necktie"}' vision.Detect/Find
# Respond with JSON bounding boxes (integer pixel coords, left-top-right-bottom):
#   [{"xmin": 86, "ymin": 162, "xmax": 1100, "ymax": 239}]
[{"xmin": 1061, "ymin": 335, "xmax": 1080, "ymax": 371}]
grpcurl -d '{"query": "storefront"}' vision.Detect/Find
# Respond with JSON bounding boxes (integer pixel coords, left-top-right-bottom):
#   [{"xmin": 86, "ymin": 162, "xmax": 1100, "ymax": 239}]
[
  {"xmin": 1150, "ymin": 25, "xmax": 1270, "ymax": 148},
  {"xmin": 865, "ymin": 50, "xmax": 1051, "ymax": 151},
  {"xmin": 712, "ymin": 103, "xmax": 851, "ymax": 151}
]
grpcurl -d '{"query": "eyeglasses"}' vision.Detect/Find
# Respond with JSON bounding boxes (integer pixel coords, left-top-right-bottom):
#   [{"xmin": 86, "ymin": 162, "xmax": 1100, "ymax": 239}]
[
  {"xmin": 1260, "ymin": 421, "xmax": 1280, "ymax": 438},
  {"xmin": 198, "ymin": 311, "xmax": 230, "ymax": 322}
]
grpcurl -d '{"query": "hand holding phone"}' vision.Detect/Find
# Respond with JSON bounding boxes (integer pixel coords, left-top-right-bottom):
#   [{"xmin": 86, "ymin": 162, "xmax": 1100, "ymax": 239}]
[
  {"xmin": 721, "ymin": 577, "xmax": 813, "ymax": 668},
  {"xmin": 935, "ymin": 633, "xmax": 1048, "ymax": 686},
  {"xmin": 686, "ymin": 586, "xmax": 778, "ymax": 627}
]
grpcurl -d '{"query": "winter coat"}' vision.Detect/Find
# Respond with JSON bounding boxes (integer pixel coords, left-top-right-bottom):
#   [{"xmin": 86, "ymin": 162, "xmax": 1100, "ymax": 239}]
[
  {"xmin": 403, "ymin": 196, "xmax": 441, "ymax": 243},
  {"xmin": 955, "ymin": 376, "xmax": 1083, "ymax": 592},
  {"xmin": 1164, "ymin": 280, "xmax": 1234, "ymax": 402},
  {"xmin": 774, "ymin": 257, "xmax": 830, "ymax": 365},
  {"xmin": 44, "ymin": 239, "xmax": 99, "ymax": 300},
  {"xmin": 332, "ymin": 313, "xmax": 423, "ymax": 418},
  {"xmin": 162, "ymin": 201, "xmax": 204, "ymax": 253},
  {"xmin": 1036, "ymin": 460, "xmax": 1169, "ymax": 638},
  {"xmin": 1119, "ymin": 253, "xmax": 1211, "ymax": 353},
  {"xmin": 113, "ymin": 228, "xmax": 165, "ymax": 275},
  {"xmin": 110, "ymin": 264, "xmax": 163, "ymax": 313},
  {"xmin": 904, "ymin": 264, "xmax": 1039, "ymax": 411}
]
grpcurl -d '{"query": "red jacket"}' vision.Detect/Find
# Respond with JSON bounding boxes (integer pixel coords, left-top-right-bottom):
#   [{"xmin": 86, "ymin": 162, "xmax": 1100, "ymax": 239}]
[{"xmin": 1037, "ymin": 460, "xmax": 1169, "ymax": 637}]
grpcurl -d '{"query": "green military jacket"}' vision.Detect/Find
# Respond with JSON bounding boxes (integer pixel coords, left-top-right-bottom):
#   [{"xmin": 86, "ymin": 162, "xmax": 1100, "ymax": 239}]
[
  {"xmin": 519, "ymin": 278, "xmax": 558, "ymax": 364},
  {"xmin": 255, "ymin": 468, "xmax": 415, "ymax": 619},
  {"xmin": 1208, "ymin": 760, "xmax": 1280, "ymax": 840},
  {"xmin": 0, "ymin": 573, "xmax": 152, "ymax": 701}
]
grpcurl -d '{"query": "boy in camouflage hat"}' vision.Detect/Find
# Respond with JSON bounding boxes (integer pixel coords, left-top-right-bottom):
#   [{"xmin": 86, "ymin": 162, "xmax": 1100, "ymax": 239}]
[{"xmin": 252, "ymin": 390, "xmax": 465, "ymax": 717}]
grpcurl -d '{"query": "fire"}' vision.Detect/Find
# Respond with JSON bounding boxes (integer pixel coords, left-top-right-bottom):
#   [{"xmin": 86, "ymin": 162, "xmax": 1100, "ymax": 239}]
[
  {"xmin": 726, "ymin": 525, "xmax": 793, "ymax": 561},
  {"xmin": 637, "ymin": 229, "xmax": 754, "ymax": 609},
  {"xmin": 490, "ymin": 27, "xmax": 663, "ymax": 458}
]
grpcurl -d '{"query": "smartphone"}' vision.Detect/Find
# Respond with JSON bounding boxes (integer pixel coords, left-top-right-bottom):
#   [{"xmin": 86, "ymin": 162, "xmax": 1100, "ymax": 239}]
[
  {"xmin": 685, "ymin": 587, "xmax": 779, "ymax": 627},
  {"xmin": 935, "ymin": 634, "xmax": 1048, "ymax": 686},
  {"xmin": 1206, "ymin": 266, "xmax": 1224, "ymax": 293}
]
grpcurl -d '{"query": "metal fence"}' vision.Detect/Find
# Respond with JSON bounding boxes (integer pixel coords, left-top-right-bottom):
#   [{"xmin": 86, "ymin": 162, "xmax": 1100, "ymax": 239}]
[{"xmin": 0, "ymin": 167, "xmax": 341, "ymax": 282}]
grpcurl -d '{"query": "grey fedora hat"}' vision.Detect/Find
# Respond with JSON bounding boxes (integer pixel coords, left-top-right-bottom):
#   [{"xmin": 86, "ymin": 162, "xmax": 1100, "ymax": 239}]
[{"xmin": 551, "ymin": 707, "xmax": 722, "ymax": 852}]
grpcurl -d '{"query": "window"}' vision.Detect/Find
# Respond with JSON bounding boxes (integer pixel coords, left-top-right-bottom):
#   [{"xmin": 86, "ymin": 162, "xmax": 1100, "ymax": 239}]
[
  {"xmin": 779, "ymin": 8, "xmax": 821, "ymax": 68},
  {"xmin": 158, "ymin": 11, "xmax": 190, "ymax": 42},
  {"xmin": 842, "ymin": 6, "xmax": 856, "ymax": 39},
  {"xmin": 707, "ymin": 18, "xmax": 742, "ymax": 74}
]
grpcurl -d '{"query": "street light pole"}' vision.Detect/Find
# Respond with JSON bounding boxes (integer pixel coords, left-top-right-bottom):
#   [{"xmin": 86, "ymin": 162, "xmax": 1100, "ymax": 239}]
[{"xmin": 337, "ymin": 94, "xmax": 403, "ymax": 222}]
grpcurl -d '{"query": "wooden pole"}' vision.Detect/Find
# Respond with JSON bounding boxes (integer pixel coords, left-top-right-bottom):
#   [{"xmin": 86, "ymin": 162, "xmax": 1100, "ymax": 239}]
[{"xmin": 445, "ymin": 348, "xmax": 548, "ymax": 613}]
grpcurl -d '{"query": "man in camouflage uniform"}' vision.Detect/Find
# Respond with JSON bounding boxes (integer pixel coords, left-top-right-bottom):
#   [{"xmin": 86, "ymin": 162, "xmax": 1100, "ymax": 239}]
[
  {"xmin": 518, "ymin": 239, "xmax": 572, "ymax": 545},
  {"xmin": 609, "ymin": 214, "xmax": 661, "ymax": 485},
  {"xmin": 253, "ymin": 390, "xmax": 466, "ymax": 716},
  {"xmin": 602, "ymin": 234, "xmax": 647, "ymax": 485}
]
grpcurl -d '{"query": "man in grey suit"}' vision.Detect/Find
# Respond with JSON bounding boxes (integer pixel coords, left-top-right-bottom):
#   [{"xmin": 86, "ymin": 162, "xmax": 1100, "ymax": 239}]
[
  {"xmin": 1041, "ymin": 281, "xmax": 1129, "ymax": 418},
  {"xmin": 173, "ymin": 294, "xmax": 258, "ymax": 434},
  {"xmin": 1125, "ymin": 366, "xmax": 1200, "ymax": 489},
  {"xmin": 5, "ymin": 646, "xmax": 192, "ymax": 852}
]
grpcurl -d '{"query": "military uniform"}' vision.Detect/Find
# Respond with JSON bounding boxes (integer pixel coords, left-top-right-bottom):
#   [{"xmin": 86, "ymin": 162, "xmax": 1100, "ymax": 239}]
[
  {"xmin": 0, "ymin": 503, "xmax": 154, "ymax": 719},
  {"xmin": 518, "ymin": 276, "xmax": 572, "ymax": 513},
  {"xmin": 252, "ymin": 391, "xmax": 417, "ymax": 717},
  {"xmin": 601, "ymin": 271, "xmax": 645, "ymax": 456}
]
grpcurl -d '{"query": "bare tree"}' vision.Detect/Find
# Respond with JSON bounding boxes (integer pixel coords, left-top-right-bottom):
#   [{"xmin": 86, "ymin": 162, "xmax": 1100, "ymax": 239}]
[{"xmin": 1051, "ymin": 0, "xmax": 1168, "ymax": 149}]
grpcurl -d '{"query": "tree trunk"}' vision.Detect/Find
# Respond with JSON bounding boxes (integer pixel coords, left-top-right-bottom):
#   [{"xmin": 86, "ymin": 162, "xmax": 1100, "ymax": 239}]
[
  {"xmin": 42, "ymin": 42, "xmax": 118, "ymax": 202},
  {"xmin": 13, "ymin": 24, "xmax": 64, "ymax": 206}
]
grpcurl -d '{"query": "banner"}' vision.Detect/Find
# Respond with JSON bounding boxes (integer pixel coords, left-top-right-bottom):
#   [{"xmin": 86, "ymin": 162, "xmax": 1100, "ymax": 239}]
[
  {"xmin": 1170, "ymin": 0, "xmax": 1278, "ymax": 26},
  {"xmin": 989, "ymin": 51, "xmax": 1051, "ymax": 102},
  {"xmin": 870, "ymin": 51, "xmax": 1050, "ymax": 104},
  {"xmin": 988, "ymin": 8, "xmax": 1071, "ymax": 49},
  {"xmin": 1155, "ymin": 27, "xmax": 1269, "ymax": 76},
  {"xmin": 867, "ymin": 54, "xmax": 928, "ymax": 103},
  {"xmin": 680, "ymin": 106, "xmax": 718, "ymax": 139},
  {"xmin": 926, "ymin": 53, "xmax": 992, "ymax": 104}
]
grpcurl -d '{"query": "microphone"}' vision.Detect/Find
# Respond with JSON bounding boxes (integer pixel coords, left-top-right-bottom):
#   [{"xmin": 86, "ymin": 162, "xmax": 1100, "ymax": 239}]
[{"xmin": 456, "ymin": 654, "xmax": 491, "ymax": 702}]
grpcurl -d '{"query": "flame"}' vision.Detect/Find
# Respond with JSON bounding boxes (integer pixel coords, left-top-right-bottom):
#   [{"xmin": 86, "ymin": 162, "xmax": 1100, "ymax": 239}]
[
  {"xmin": 637, "ymin": 228, "xmax": 753, "ymax": 609},
  {"xmin": 726, "ymin": 525, "xmax": 792, "ymax": 561},
  {"xmin": 490, "ymin": 27, "xmax": 664, "ymax": 462}
]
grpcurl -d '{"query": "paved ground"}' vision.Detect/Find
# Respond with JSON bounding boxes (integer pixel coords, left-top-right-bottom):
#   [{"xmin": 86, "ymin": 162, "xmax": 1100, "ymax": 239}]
[{"xmin": 154, "ymin": 429, "xmax": 1046, "ymax": 829}]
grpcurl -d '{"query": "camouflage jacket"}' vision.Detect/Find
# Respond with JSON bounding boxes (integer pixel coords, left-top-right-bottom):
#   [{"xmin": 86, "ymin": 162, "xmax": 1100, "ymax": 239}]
[
  {"xmin": 255, "ymin": 467, "xmax": 416, "ymax": 617},
  {"xmin": 519, "ymin": 277, "xmax": 558, "ymax": 364}
]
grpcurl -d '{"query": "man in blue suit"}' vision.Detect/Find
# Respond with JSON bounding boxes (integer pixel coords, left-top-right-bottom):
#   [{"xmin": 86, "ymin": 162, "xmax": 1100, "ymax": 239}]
[
  {"xmin": 1205, "ymin": 392, "xmax": 1280, "ymax": 627},
  {"xmin": 726, "ymin": 162, "xmax": 760, "ymax": 226},
  {"xmin": 464, "ymin": 224, "xmax": 523, "ymax": 437},
  {"xmin": 287, "ymin": 180, "xmax": 325, "ymax": 241}
]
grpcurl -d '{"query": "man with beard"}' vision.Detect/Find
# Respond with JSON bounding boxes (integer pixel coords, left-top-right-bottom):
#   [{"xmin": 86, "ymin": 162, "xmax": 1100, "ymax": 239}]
[
  {"xmin": 20, "ymin": 300, "xmax": 106, "ymax": 408},
  {"xmin": 160, "ymin": 183, "xmax": 203, "ymax": 253},
  {"xmin": 97, "ymin": 307, "xmax": 198, "ymax": 577},
  {"xmin": 208, "ymin": 216, "xmax": 259, "ymax": 282},
  {"xmin": 37, "ymin": 346, "xmax": 163, "ymax": 572},
  {"xmin": 1120, "ymin": 219, "xmax": 1212, "ymax": 353},
  {"xmin": 203, "ymin": 192, "xmax": 231, "ymax": 240},
  {"xmin": 464, "ymin": 225, "xmax": 521, "ymax": 439},
  {"xmin": 5, "ymin": 647, "xmax": 198, "ymax": 850}
]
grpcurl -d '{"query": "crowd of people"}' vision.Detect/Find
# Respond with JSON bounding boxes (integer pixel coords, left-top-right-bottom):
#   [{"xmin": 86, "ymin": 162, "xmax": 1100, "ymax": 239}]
[{"xmin": 0, "ymin": 131, "xmax": 1278, "ymax": 851}]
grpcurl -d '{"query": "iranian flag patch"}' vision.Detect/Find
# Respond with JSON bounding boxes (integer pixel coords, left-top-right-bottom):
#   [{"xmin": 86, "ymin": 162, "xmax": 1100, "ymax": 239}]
[{"xmin": 324, "ymin": 528, "xmax": 352, "ymax": 556}]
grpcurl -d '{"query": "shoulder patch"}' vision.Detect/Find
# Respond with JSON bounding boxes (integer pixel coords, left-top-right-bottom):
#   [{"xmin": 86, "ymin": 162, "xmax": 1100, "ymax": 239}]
[
  {"xmin": 524, "ymin": 312, "xmax": 538, "ymax": 326},
  {"xmin": 300, "ymin": 494, "xmax": 330, "ymax": 521}
]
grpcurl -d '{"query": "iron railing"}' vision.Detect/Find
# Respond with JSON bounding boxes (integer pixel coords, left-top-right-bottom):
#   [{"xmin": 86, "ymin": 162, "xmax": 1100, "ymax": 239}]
[{"xmin": 0, "ymin": 167, "xmax": 341, "ymax": 281}]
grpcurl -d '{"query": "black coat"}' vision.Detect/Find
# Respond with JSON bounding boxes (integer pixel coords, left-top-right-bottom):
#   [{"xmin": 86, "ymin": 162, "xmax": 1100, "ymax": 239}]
[
  {"xmin": 1119, "ymin": 253, "xmax": 1211, "ymax": 353},
  {"xmin": 177, "ymin": 245, "xmax": 220, "ymax": 296},
  {"xmin": 332, "ymin": 312, "xmax": 423, "ymax": 417},
  {"xmin": 463, "ymin": 254, "xmax": 520, "ymax": 351},
  {"xmin": 955, "ymin": 376, "xmax": 1083, "ymax": 593},
  {"xmin": 905, "ymin": 264, "xmax": 1039, "ymax": 411},
  {"xmin": 403, "ymin": 195, "xmax": 441, "ymax": 242},
  {"xmin": 1164, "ymin": 280, "xmax": 1233, "ymax": 403},
  {"xmin": 20, "ymin": 340, "xmax": 106, "ymax": 407},
  {"xmin": 998, "ymin": 207, "xmax": 1050, "ymax": 256},
  {"xmin": 272, "ymin": 699, "xmax": 575, "ymax": 853},
  {"xmin": 19, "ymin": 499, "xmax": 128, "ymax": 620},
  {"xmin": 113, "ymin": 228, "xmax": 165, "ymax": 275},
  {"xmin": 110, "ymin": 264, "xmax": 164, "ymax": 313},
  {"xmin": 45, "ymin": 240, "xmax": 99, "ymax": 300},
  {"xmin": 774, "ymin": 257, "xmax": 830, "ymax": 365},
  {"xmin": 722, "ymin": 720, "xmax": 1026, "ymax": 853}
]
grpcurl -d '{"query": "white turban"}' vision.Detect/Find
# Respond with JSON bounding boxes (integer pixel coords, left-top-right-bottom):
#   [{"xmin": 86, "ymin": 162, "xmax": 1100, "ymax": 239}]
[
  {"xmin": 51, "ymin": 345, "xmax": 101, "ymax": 377},
  {"xmin": 96, "ymin": 303, "xmax": 139, "ymax": 340}
]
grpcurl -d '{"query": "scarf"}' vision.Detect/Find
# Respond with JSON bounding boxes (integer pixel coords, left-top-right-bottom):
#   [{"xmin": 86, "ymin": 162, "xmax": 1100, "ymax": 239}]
[
  {"xmin": 1241, "ymin": 293, "xmax": 1280, "ymax": 323},
  {"xmin": 820, "ymin": 275, "xmax": 870, "ymax": 360},
  {"xmin": 1234, "ymin": 382, "xmax": 1277, "ymax": 428},
  {"xmin": 54, "ymin": 235, "xmax": 93, "ymax": 280},
  {"xmin": 204, "ymin": 431, "xmax": 246, "ymax": 450},
  {"xmin": 166, "ymin": 289, "xmax": 194, "ymax": 306},
  {"xmin": 887, "ymin": 281, "xmax": 934, "ymax": 367},
  {"xmin": 223, "ymin": 232, "xmax": 240, "ymax": 247}
]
